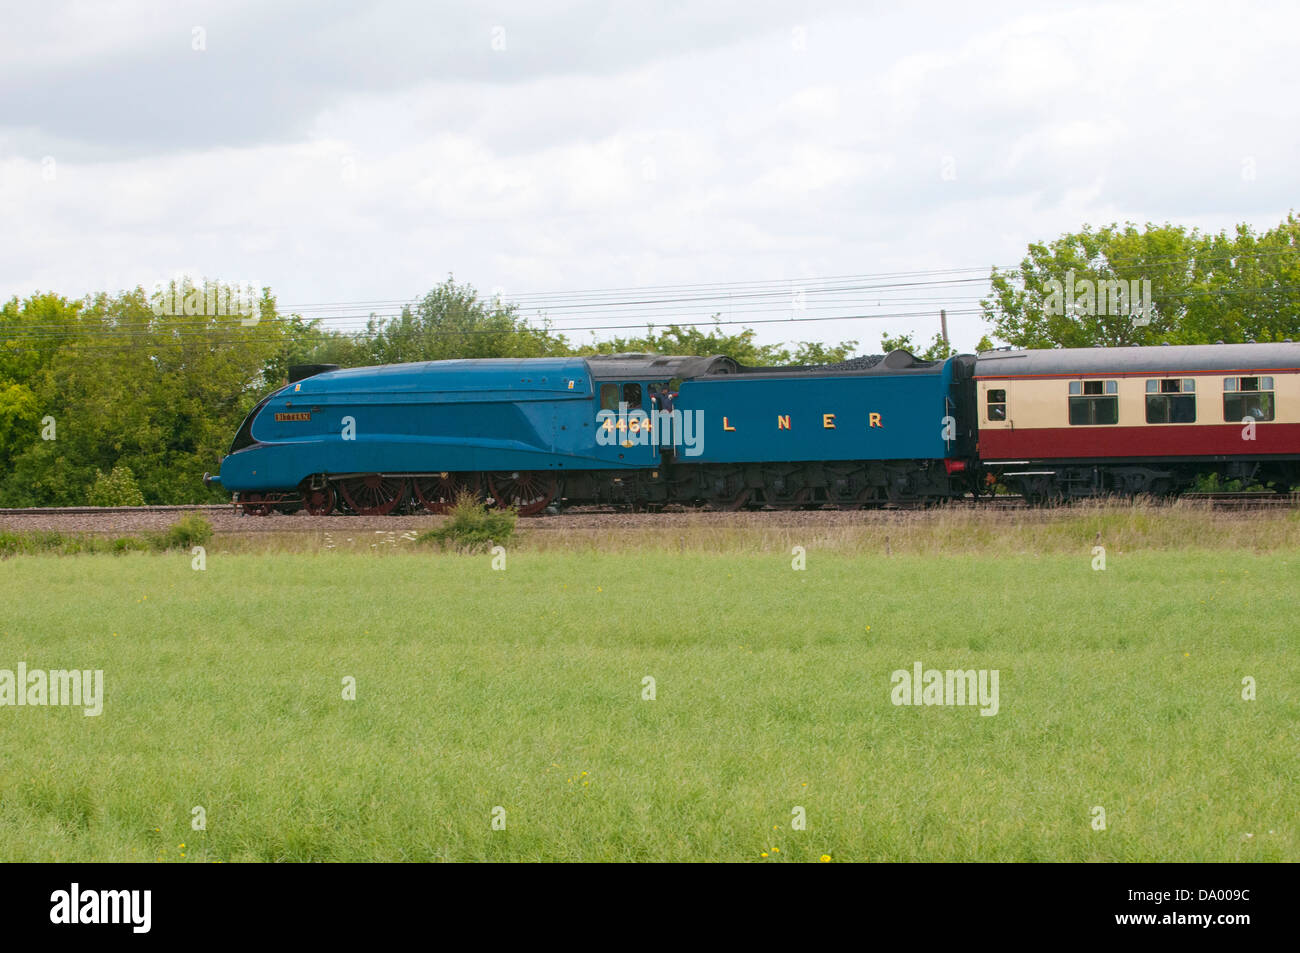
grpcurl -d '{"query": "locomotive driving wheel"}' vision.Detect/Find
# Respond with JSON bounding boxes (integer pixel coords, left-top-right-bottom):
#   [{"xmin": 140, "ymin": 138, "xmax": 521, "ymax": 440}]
[
  {"xmin": 412, "ymin": 472, "xmax": 481, "ymax": 514},
  {"xmin": 240, "ymin": 492, "xmax": 273, "ymax": 516},
  {"xmin": 301, "ymin": 482, "xmax": 336, "ymax": 516},
  {"xmin": 338, "ymin": 475, "xmax": 407, "ymax": 516},
  {"xmin": 488, "ymin": 471, "xmax": 557, "ymax": 516}
]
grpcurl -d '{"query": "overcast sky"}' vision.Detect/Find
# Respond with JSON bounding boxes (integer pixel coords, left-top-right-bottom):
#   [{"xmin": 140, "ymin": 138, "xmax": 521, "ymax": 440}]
[{"xmin": 2, "ymin": 0, "xmax": 1297, "ymax": 352}]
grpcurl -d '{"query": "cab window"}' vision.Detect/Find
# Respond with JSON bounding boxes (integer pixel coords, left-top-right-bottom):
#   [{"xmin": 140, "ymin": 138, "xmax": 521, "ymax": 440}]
[
  {"xmin": 623, "ymin": 382, "xmax": 642, "ymax": 410},
  {"xmin": 600, "ymin": 383, "xmax": 619, "ymax": 411}
]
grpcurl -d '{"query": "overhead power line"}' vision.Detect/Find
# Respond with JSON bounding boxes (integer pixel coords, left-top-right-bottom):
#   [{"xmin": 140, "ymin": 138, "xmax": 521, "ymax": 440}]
[{"xmin": 2, "ymin": 246, "xmax": 1298, "ymax": 350}]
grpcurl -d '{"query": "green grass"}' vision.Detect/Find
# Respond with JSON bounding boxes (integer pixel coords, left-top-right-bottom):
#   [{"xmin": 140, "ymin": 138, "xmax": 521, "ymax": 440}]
[{"xmin": 0, "ymin": 546, "xmax": 1295, "ymax": 862}]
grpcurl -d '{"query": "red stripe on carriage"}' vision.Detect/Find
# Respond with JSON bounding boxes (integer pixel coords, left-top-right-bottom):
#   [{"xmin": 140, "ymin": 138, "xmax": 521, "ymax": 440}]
[{"xmin": 979, "ymin": 423, "xmax": 1300, "ymax": 460}]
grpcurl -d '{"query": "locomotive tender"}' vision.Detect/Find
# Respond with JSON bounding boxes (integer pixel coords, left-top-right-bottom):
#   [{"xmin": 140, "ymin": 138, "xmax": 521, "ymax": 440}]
[{"xmin": 206, "ymin": 342, "xmax": 1300, "ymax": 514}]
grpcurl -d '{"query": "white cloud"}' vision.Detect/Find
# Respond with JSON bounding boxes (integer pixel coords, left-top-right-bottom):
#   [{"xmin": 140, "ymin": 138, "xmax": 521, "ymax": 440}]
[{"xmin": 1, "ymin": 0, "xmax": 1298, "ymax": 353}]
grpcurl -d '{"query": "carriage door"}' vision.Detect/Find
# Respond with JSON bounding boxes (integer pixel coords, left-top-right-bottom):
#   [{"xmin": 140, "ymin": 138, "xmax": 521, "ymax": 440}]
[{"xmin": 982, "ymin": 380, "xmax": 1012, "ymax": 429}]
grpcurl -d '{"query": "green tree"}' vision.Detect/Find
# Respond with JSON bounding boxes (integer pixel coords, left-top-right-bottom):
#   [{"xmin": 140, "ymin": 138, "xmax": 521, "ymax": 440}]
[
  {"xmin": 981, "ymin": 214, "xmax": 1300, "ymax": 348},
  {"xmin": 0, "ymin": 283, "xmax": 307, "ymax": 505},
  {"xmin": 0, "ymin": 381, "xmax": 40, "ymax": 470},
  {"xmin": 87, "ymin": 465, "xmax": 146, "ymax": 506},
  {"xmin": 365, "ymin": 277, "xmax": 571, "ymax": 365},
  {"xmin": 879, "ymin": 331, "xmax": 955, "ymax": 361},
  {"xmin": 790, "ymin": 340, "xmax": 860, "ymax": 365},
  {"xmin": 583, "ymin": 318, "xmax": 858, "ymax": 366},
  {"xmin": 0, "ymin": 293, "xmax": 83, "ymax": 485}
]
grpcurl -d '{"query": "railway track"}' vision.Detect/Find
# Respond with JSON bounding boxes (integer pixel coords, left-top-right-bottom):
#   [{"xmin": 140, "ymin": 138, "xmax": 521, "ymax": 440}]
[
  {"xmin": 0, "ymin": 504, "xmax": 232, "ymax": 516},
  {"xmin": 1178, "ymin": 492, "xmax": 1300, "ymax": 507},
  {"xmin": 0, "ymin": 493, "xmax": 1294, "ymax": 519}
]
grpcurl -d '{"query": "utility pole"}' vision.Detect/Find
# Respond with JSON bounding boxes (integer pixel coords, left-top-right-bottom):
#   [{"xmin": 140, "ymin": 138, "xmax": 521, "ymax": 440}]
[{"xmin": 939, "ymin": 309, "xmax": 949, "ymax": 348}]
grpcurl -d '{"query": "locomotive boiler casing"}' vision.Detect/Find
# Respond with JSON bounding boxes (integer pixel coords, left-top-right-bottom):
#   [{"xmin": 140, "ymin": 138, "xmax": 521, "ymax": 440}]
[{"xmin": 217, "ymin": 358, "xmax": 640, "ymax": 493}]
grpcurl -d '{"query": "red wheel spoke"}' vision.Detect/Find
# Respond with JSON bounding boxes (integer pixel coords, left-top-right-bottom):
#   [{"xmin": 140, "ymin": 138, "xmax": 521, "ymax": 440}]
[
  {"xmin": 301, "ymin": 482, "xmax": 336, "ymax": 516},
  {"xmin": 488, "ymin": 472, "xmax": 557, "ymax": 516},
  {"xmin": 241, "ymin": 493, "xmax": 272, "ymax": 516},
  {"xmin": 339, "ymin": 475, "xmax": 406, "ymax": 515},
  {"xmin": 413, "ymin": 473, "xmax": 479, "ymax": 513}
]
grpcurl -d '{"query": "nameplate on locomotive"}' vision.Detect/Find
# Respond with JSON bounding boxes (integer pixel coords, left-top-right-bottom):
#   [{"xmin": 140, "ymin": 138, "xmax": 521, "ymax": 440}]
[{"xmin": 274, "ymin": 412, "xmax": 312, "ymax": 422}]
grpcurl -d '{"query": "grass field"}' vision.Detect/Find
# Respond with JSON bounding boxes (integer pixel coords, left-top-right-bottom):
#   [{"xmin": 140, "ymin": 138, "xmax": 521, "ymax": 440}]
[{"xmin": 0, "ymin": 531, "xmax": 1296, "ymax": 862}]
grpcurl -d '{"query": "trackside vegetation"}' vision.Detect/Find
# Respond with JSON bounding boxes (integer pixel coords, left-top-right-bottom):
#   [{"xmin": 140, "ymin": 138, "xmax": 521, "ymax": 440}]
[
  {"xmin": 0, "ymin": 515, "xmax": 212, "ymax": 558},
  {"xmin": 415, "ymin": 493, "xmax": 517, "ymax": 552}
]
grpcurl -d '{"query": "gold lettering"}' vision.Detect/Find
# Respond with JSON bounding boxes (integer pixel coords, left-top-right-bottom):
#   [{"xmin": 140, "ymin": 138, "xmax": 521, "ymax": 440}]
[
  {"xmin": 823, "ymin": 413, "xmax": 835, "ymax": 429},
  {"xmin": 777, "ymin": 415, "xmax": 791, "ymax": 430},
  {"xmin": 723, "ymin": 417, "xmax": 736, "ymax": 432},
  {"xmin": 869, "ymin": 413, "xmax": 883, "ymax": 428}
]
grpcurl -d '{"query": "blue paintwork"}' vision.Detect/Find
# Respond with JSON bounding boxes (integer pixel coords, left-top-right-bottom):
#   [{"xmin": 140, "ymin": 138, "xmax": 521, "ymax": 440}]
[
  {"xmin": 677, "ymin": 362, "xmax": 957, "ymax": 463},
  {"xmin": 220, "ymin": 358, "xmax": 640, "ymax": 491},
  {"xmin": 216, "ymin": 355, "xmax": 963, "ymax": 492}
]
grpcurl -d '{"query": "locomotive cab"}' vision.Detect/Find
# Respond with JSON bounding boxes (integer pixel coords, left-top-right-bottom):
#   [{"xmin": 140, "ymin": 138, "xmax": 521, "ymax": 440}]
[{"xmin": 591, "ymin": 377, "xmax": 670, "ymax": 467}]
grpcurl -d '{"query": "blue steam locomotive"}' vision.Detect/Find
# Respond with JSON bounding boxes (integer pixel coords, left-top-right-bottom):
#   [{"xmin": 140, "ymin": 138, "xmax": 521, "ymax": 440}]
[{"xmin": 206, "ymin": 350, "xmax": 979, "ymax": 514}]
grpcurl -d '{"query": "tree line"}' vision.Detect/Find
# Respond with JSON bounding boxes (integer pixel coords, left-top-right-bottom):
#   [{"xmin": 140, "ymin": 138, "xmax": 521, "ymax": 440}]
[{"xmin": 1, "ymin": 213, "xmax": 1296, "ymax": 505}]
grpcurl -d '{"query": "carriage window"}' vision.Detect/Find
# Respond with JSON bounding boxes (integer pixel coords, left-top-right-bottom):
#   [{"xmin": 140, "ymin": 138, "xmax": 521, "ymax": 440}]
[
  {"xmin": 986, "ymin": 388, "xmax": 1006, "ymax": 421},
  {"xmin": 623, "ymin": 382, "xmax": 642, "ymax": 410},
  {"xmin": 1223, "ymin": 377, "xmax": 1274, "ymax": 422},
  {"xmin": 1068, "ymin": 379, "xmax": 1118, "ymax": 425},
  {"xmin": 1145, "ymin": 378, "xmax": 1196, "ymax": 423},
  {"xmin": 600, "ymin": 383, "xmax": 619, "ymax": 411}
]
